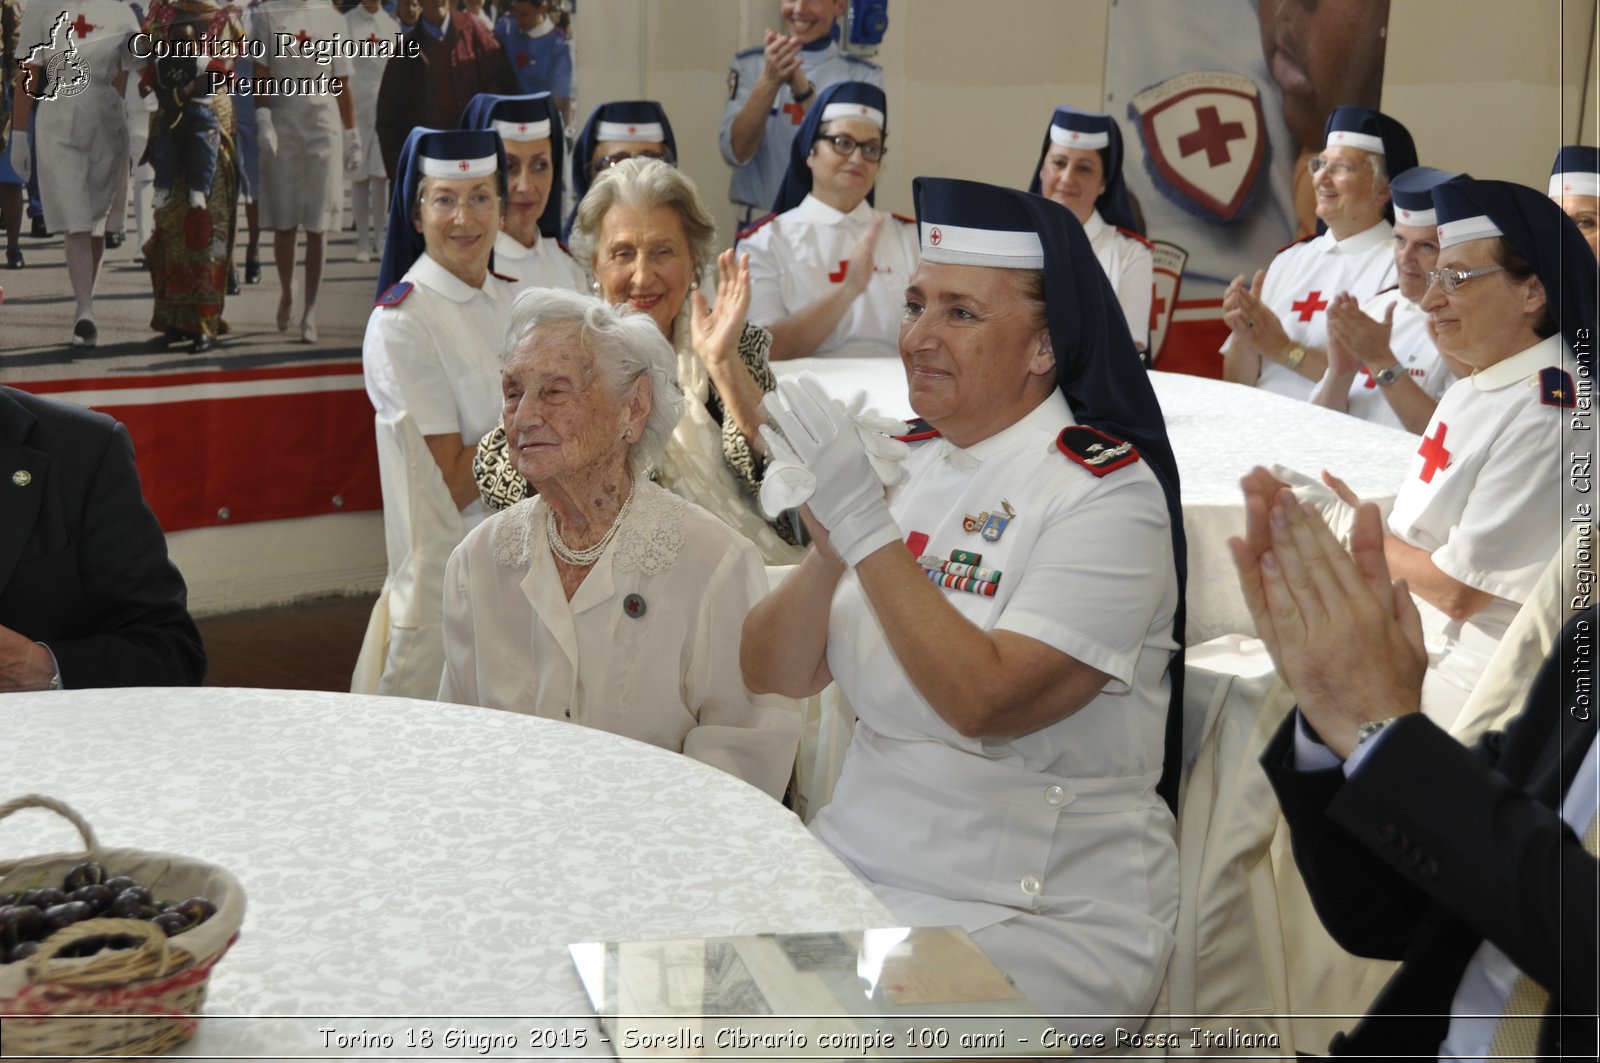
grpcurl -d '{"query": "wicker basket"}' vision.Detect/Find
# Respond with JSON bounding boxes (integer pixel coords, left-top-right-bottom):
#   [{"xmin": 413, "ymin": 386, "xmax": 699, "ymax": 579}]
[{"xmin": 0, "ymin": 794, "xmax": 245, "ymax": 1060}]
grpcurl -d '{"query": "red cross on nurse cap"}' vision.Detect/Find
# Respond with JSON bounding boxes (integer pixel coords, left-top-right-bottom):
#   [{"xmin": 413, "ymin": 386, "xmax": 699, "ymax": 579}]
[
  {"xmin": 1047, "ymin": 106, "xmax": 1112, "ymax": 150},
  {"xmin": 1548, "ymin": 145, "xmax": 1600, "ymax": 199},
  {"xmin": 460, "ymin": 93, "xmax": 558, "ymax": 145},
  {"xmin": 1389, "ymin": 166, "xmax": 1465, "ymax": 230},
  {"xmin": 415, "ymin": 129, "xmax": 500, "ymax": 180},
  {"xmin": 1321, "ymin": 106, "xmax": 1417, "ymax": 178},
  {"xmin": 592, "ymin": 101, "xmax": 669, "ymax": 144},
  {"xmin": 913, "ymin": 176, "xmax": 1045, "ymax": 269}
]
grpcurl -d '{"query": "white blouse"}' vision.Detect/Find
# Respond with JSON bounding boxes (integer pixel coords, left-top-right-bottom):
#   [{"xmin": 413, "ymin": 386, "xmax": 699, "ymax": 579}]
[{"xmin": 439, "ymin": 480, "xmax": 802, "ymax": 800}]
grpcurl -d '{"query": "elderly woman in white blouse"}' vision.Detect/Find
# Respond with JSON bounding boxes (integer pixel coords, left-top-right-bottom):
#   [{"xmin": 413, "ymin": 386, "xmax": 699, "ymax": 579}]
[{"xmin": 439, "ymin": 287, "xmax": 801, "ymax": 800}]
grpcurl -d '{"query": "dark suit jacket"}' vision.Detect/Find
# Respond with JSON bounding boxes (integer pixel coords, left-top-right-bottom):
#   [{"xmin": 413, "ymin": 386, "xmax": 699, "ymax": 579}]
[
  {"xmin": 0, "ymin": 387, "xmax": 206, "ymax": 687},
  {"xmin": 375, "ymin": 15, "xmax": 516, "ymax": 178},
  {"xmin": 1262, "ymin": 607, "xmax": 1599, "ymax": 1058}
]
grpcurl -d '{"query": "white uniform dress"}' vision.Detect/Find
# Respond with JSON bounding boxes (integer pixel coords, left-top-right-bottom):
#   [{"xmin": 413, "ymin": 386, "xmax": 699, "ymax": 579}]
[
  {"xmin": 439, "ymin": 481, "xmax": 802, "ymax": 800},
  {"xmin": 14, "ymin": 0, "xmax": 142, "ymax": 234},
  {"xmin": 1083, "ymin": 209, "xmax": 1154, "ymax": 351},
  {"xmin": 492, "ymin": 230, "xmax": 586, "ymax": 298},
  {"xmin": 343, "ymin": 3, "xmax": 399, "ymax": 182},
  {"xmin": 363, "ymin": 252, "xmax": 516, "ymax": 529},
  {"xmin": 250, "ymin": 0, "xmax": 353, "ymax": 231},
  {"xmin": 719, "ymin": 40, "xmax": 882, "ymax": 214},
  {"xmin": 1310, "ymin": 287, "xmax": 1453, "ymax": 431},
  {"xmin": 741, "ymin": 195, "xmax": 919, "ymax": 358},
  {"xmin": 1226, "ymin": 220, "xmax": 1396, "ymax": 400},
  {"xmin": 1386, "ymin": 335, "xmax": 1576, "ymax": 725},
  {"xmin": 811, "ymin": 391, "xmax": 1180, "ymax": 1028}
]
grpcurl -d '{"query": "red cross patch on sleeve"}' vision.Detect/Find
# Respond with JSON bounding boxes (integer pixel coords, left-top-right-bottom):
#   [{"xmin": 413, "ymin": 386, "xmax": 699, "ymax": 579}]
[{"xmin": 1057, "ymin": 425, "xmax": 1141, "ymax": 475}]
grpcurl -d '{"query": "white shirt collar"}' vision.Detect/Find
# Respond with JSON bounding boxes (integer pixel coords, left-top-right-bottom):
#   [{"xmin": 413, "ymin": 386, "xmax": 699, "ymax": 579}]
[
  {"xmin": 1471, "ymin": 334, "xmax": 1566, "ymax": 392},
  {"xmin": 794, "ymin": 193, "xmax": 875, "ymax": 225},
  {"xmin": 1080, "ymin": 209, "xmax": 1107, "ymax": 240},
  {"xmin": 941, "ymin": 389, "xmax": 1072, "ymax": 467},
  {"xmin": 1323, "ymin": 219, "xmax": 1393, "ymax": 256},
  {"xmin": 409, "ymin": 251, "xmax": 494, "ymax": 303},
  {"xmin": 524, "ymin": 16, "xmax": 553, "ymax": 37}
]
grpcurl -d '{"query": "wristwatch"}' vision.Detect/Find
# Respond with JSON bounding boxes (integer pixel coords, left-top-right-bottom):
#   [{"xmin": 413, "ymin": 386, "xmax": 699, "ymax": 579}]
[
  {"xmin": 1283, "ymin": 345, "xmax": 1307, "ymax": 370},
  {"xmin": 1374, "ymin": 364, "xmax": 1405, "ymax": 388},
  {"xmin": 792, "ymin": 82, "xmax": 816, "ymax": 103},
  {"xmin": 1356, "ymin": 716, "xmax": 1398, "ymax": 745}
]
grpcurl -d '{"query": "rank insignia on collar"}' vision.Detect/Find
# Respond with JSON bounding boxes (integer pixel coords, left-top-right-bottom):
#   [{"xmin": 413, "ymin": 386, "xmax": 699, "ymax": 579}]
[
  {"xmin": 963, "ymin": 500, "xmax": 1015, "ymax": 542},
  {"xmin": 1541, "ymin": 366, "xmax": 1577, "ymax": 408},
  {"xmin": 374, "ymin": 280, "xmax": 414, "ymax": 308},
  {"xmin": 1057, "ymin": 426, "xmax": 1141, "ymax": 476}
]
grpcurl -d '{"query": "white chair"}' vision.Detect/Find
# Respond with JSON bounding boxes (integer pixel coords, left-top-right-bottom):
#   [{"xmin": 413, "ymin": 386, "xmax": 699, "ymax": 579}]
[{"xmin": 352, "ymin": 412, "xmax": 465, "ymax": 699}]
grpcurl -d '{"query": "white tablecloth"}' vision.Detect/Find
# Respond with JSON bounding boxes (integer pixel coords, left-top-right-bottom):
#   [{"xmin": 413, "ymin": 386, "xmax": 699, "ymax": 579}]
[
  {"xmin": 772, "ymin": 361, "xmax": 1420, "ymax": 643},
  {"xmin": 1, "ymin": 688, "xmax": 891, "ymax": 1057}
]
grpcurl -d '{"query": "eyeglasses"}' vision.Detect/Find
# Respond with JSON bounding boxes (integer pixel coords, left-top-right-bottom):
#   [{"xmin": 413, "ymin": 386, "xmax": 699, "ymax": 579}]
[
  {"xmin": 816, "ymin": 134, "xmax": 885, "ymax": 162},
  {"xmin": 591, "ymin": 149, "xmax": 675, "ymax": 176},
  {"xmin": 1307, "ymin": 155, "xmax": 1362, "ymax": 179},
  {"xmin": 1424, "ymin": 264, "xmax": 1506, "ymax": 294},
  {"xmin": 421, "ymin": 191, "xmax": 499, "ymax": 216}
]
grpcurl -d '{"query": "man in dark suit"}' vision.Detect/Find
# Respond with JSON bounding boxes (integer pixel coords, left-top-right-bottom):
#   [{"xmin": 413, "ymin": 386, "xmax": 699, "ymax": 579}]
[
  {"xmin": 374, "ymin": 0, "xmax": 516, "ymax": 178},
  {"xmin": 1230, "ymin": 472, "xmax": 1597, "ymax": 1059},
  {"xmin": 0, "ymin": 387, "xmax": 206, "ymax": 690}
]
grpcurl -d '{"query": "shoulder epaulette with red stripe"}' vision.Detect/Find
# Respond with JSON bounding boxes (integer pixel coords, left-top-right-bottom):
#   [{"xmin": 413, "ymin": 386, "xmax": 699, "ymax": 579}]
[
  {"xmin": 737, "ymin": 212, "xmax": 777, "ymax": 241},
  {"xmin": 1116, "ymin": 226, "xmax": 1155, "ymax": 250},
  {"xmin": 894, "ymin": 418, "xmax": 940, "ymax": 442},
  {"xmin": 490, "ymin": 269, "xmax": 518, "ymax": 284},
  {"xmin": 375, "ymin": 281, "xmax": 414, "ymax": 308},
  {"xmin": 1275, "ymin": 233, "xmax": 1317, "ymax": 256},
  {"xmin": 557, "ymin": 239, "xmax": 572, "ymax": 255},
  {"xmin": 1377, "ymin": 283, "xmax": 1400, "ymax": 296},
  {"xmin": 1056, "ymin": 425, "xmax": 1140, "ymax": 476},
  {"xmin": 891, "ymin": 212, "xmax": 916, "ymax": 225},
  {"xmin": 1541, "ymin": 366, "xmax": 1577, "ymax": 408}
]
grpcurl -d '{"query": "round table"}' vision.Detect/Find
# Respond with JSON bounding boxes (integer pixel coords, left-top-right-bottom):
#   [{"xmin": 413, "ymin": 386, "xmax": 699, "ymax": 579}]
[{"xmin": 1, "ymin": 688, "xmax": 892, "ymax": 1056}]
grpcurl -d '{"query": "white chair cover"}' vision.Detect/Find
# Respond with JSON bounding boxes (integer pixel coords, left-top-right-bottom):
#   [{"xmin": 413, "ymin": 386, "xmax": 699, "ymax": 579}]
[{"xmin": 352, "ymin": 412, "xmax": 465, "ymax": 699}]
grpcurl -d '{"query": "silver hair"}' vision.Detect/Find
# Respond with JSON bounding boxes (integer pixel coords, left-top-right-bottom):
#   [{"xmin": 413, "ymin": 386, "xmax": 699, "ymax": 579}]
[
  {"xmin": 567, "ymin": 156, "xmax": 718, "ymax": 287},
  {"xmin": 500, "ymin": 286, "xmax": 685, "ymax": 477},
  {"xmin": 1368, "ymin": 152, "xmax": 1390, "ymax": 195}
]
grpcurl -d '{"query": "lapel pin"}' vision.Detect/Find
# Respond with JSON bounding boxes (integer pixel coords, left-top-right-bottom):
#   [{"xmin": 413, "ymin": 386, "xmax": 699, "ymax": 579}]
[{"xmin": 11, "ymin": 470, "xmax": 31, "ymax": 487}]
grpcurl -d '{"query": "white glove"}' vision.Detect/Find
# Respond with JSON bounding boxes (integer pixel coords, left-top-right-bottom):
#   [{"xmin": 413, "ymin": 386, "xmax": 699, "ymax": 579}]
[
  {"xmin": 1267, "ymin": 463, "xmax": 1360, "ymax": 547},
  {"xmin": 10, "ymin": 134, "xmax": 31, "ymax": 183},
  {"xmin": 759, "ymin": 374, "xmax": 902, "ymax": 566},
  {"xmin": 343, "ymin": 128, "xmax": 363, "ymax": 174},
  {"xmin": 758, "ymin": 385, "xmax": 908, "ymax": 517},
  {"xmin": 255, "ymin": 109, "xmax": 278, "ymax": 155}
]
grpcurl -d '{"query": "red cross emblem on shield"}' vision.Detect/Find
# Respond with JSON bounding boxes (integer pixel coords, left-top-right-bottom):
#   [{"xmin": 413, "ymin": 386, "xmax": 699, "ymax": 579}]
[{"xmin": 1130, "ymin": 72, "xmax": 1266, "ymax": 222}]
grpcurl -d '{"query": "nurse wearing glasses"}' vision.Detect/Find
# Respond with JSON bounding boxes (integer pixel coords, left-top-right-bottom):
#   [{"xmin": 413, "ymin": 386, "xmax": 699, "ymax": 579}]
[{"xmin": 738, "ymin": 82, "xmax": 919, "ymax": 360}]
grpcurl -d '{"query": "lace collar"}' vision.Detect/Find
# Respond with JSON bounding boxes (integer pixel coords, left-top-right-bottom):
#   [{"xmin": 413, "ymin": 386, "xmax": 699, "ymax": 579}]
[{"xmin": 492, "ymin": 480, "xmax": 687, "ymax": 576}]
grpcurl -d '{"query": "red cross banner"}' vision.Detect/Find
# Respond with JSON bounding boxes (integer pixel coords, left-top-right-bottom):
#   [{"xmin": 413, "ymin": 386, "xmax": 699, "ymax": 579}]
[{"xmin": 1105, "ymin": 0, "xmax": 1391, "ymax": 378}]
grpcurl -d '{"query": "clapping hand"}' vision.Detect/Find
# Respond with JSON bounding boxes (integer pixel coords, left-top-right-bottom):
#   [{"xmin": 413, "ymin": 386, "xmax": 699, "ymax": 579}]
[
  {"xmin": 760, "ymin": 375, "xmax": 900, "ymax": 566},
  {"xmin": 1326, "ymin": 292, "xmax": 1395, "ymax": 376},
  {"xmin": 841, "ymin": 215, "xmax": 883, "ymax": 299},
  {"xmin": 759, "ymin": 28, "xmax": 804, "ymax": 93},
  {"xmin": 1223, "ymin": 270, "xmax": 1290, "ymax": 359},
  {"xmin": 1229, "ymin": 470, "xmax": 1427, "ymax": 757}
]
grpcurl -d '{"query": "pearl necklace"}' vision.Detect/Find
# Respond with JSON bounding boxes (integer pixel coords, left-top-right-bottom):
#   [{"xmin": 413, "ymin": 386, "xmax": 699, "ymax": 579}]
[{"xmin": 545, "ymin": 481, "xmax": 636, "ymax": 568}]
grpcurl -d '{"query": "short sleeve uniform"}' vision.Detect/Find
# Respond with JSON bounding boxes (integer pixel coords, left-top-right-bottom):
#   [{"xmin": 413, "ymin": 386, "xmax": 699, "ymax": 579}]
[
  {"xmin": 1083, "ymin": 209, "xmax": 1154, "ymax": 351},
  {"xmin": 741, "ymin": 196, "xmax": 919, "ymax": 358},
  {"xmin": 1386, "ymin": 336, "xmax": 1576, "ymax": 723},
  {"xmin": 250, "ymin": 0, "xmax": 354, "ymax": 231},
  {"xmin": 811, "ymin": 391, "xmax": 1180, "ymax": 1024},
  {"xmin": 343, "ymin": 3, "xmax": 400, "ymax": 181},
  {"xmin": 15, "ymin": 0, "xmax": 142, "ymax": 234},
  {"xmin": 1319, "ymin": 287, "xmax": 1453, "ymax": 431},
  {"xmin": 439, "ymin": 482, "xmax": 802, "ymax": 800},
  {"xmin": 494, "ymin": 17, "xmax": 571, "ymax": 98},
  {"xmin": 1226, "ymin": 221, "xmax": 1396, "ymax": 400},
  {"xmin": 362, "ymin": 252, "xmax": 515, "ymax": 527},
  {"xmin": 719, "ymin": 41, "xmax": 882, "ymax": 212}
]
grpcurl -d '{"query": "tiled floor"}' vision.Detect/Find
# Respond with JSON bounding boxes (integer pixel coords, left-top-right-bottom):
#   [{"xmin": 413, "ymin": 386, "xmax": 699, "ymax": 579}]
[{"xmin": 196, "ymin": 594, "xmax": 376, "ymax": 691}]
